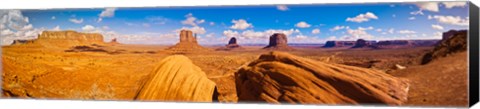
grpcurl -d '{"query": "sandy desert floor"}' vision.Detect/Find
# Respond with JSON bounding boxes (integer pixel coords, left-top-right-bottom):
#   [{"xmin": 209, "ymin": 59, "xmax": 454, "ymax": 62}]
[{"xmin": 1, "ymin": 43, "xmax": 468, "ymax": 107}]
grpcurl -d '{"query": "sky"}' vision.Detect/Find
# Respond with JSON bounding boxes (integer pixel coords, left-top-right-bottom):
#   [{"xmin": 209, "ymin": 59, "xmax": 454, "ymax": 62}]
[{"xmin": 0, "ymin": 1, "xmax": 470, "ymax": 45}]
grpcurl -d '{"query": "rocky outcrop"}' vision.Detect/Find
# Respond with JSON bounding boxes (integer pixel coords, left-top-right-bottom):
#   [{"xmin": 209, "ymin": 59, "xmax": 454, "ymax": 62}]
[
  {"xmin": 235, "ymin": 51, "xmax": 409, "ymax": 105},
  {"xmin": 216, "ymin": 37, "xmax": 243, "ymax": 51},
  {"xmin": 9, "ymin": 31, "xmax": 105, "ymax": 46},
  {"xmin": 374, "ymin": 40, "xmax": 439, "ymax": 49},
  {"xmin": 443, "ymin": 30, "xmax": 468, "ymax": 40},
  {"xmin": 263, "ymin": 33, "xmax": 294, "ymax": 50},
  {"xmin": 421, "ymin": 30, "xmax": 467, "ymax": 64},
  {"xmin": 11, "ymin": 39, "xmax": 35, "ymax": 45},
  {"xmin": 135, "ymin": 55, "xmax": 217, "ymax": 102},
  {"xmin": 109, "ymin": 38, "xmax": 119, "ymax": 44},
  {"xmin": 323, "ymin": 41, "xmax": 356, "ymax": 48},
  {"xmin": 375, "ymin": 40, "xmax": 414, "ymax": 48},
  {"xmin": 226, "ymin": 37, "xmax": 240, "ymax": 48},
  {"xmin": 38, "ymin": 30, "xmax": 104, "ymax": 43},
  {"xmin": 166, "ymin": 30, "xmax": 209, "ymax": 52},
  {"xmin": 351, "ymin": 39, "xmax": 377, "ymax": 48}
]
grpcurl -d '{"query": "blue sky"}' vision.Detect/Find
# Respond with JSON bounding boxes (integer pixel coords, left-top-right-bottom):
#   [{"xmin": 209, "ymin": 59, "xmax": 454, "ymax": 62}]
[{"xmin": 0, "ymin": 1, "xmax": 470, "ymax": 45}]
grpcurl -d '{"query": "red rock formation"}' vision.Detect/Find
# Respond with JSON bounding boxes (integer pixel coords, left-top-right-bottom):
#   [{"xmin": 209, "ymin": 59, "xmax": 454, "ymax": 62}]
[
  {"xmin": 235, "ymin": 51, "xmax": 409, "ymax": 105},
  {"xmin": 351, "ymin": 39, "xmax": 377, "ymax": 48},
  {"xmin": 109, "ymin": 38, "xmax": 120, "ymax": 44},
  {"xmin": 166, "ymin": 29, "xmax": 209, "ymax": 52},
  {"xmin": 226, "ymin": 37, "xmax": 240, "ymax": 48},
  {"xmin": 11, "ymin": 39, "xmax": 35, "ymax": 45},
  {"xmin": 442, "ymin": 30, "xmax": 468, "ymax": 40},
  {"xmin": 135, "ymin": 55, "xmax": 217, "ymax": 102},
  {"xmin": 421, "ymin": 30, "xmax": 467, "ymax": 64},
  {"xmin": 216, "ymin": 37, "xmax": 243, "ymax": 51},
  {"xmin": 38, "ymin": 30, "xmax": 104, "ymax": 43},
  {"xmin": 263, "ymin": 33, "xmax": 294, "ymax": 50},
  {"xmin": 323, "ymin": 41, "xmax": 356, "ymax": 48},
  {"xmin": 10, "ymin": 30, "xmax": 105, "ymax": 47}
]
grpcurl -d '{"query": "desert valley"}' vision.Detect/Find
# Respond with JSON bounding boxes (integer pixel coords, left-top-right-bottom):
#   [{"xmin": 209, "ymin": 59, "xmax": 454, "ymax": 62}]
[{"xmin": 0, "ymin": 28, "xmax": 469, "ymax": 107}]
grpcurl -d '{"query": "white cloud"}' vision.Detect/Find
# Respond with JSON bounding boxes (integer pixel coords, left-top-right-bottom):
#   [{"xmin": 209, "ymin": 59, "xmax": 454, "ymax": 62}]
[
  {"xmin": 181, "ymin": 13, "xmax": 206, "ymax": 27},
  {"xmin": 1, "ymin": 29, "xmax": 14, "ymax": 36},
  {"xmin": 442, "ymin": 2, "xmax": 467, "ymax": 9},
  {"xmin": 408, "ymin": 17, "xmax": 416, "ymax": 20},
  {"xmin": 196, "ymin": 19, "xmax": 205, "ymax": 24},
  {"xmin": 81, "ymin": 25, "xmax": 96, "ymax": 32},
  {"xmin": 342, "ymin": 27, "xmax": 375, "ymax": 40},
  {"xmin": 375, "ymin": 29, "xmax": 382, "ymax": 32},
  {"xmin": 52, "ymin": 25, "xmax": 61, "ymax": 31},
  {"xmin": 295, "ymin": 21, "xmax": 311, "ymax": 28},
  {"xmin": 311, "ymin": 28, "xmax": 321, "ymax": 34},
  {"xmin": 388, "ymin": 28, "xmax": 395, "ymax": 34},
  {"xmin": 277, "ymin": 5, "xmax": 289, "ymax": 11},
  {"xmin": 99, "ymin": 8, "xmax": 116, "ymax": 18},
  {"xmin": 69, "ymin": 18, "xmax": 83, "ymax": 24},
  {"xmin": 209, "ymin": 22, "xmax": 215, "ymax": 26},
  {"xmin": 0, "ymin": 10, "xmax": 44, "ymax": 45},
  {"xmin": 205, "ymin": 33, "xmax": 215, "ymax": 38},
  {"xmin": 51, "ymin": 16, "xmax": 56, "ymax": 20},
  {"xmin": 413, "ymin": 2, "xmax": 440, "ymax": 12},
  {"xmin": 410, "ymin": 10, "xmax": 424, "ymax": 15},
  {"xmin": 330, "ymin": 25, "xmax": 349, "ymax": 31},
  {"xmin": 146, "ymin": 16, "xmax": 168, "ymax": 25},
  {"xmin": 241, "ymin": 30, "xmax": 266, "ymax": 39},
  {"xmin": 397, "ymin": 30, "xmax": 416, "ymax": 34},
  {"xmin": 178, "ymin": 26, "xmax": 206, "ymax": 34},
  {"xmin": 223, "ymin": 30, "xmax": 239, "ymax": 38},
  {"xmin": 97, "ymin": 8, "xmax": 116, "ymax": 22},
  {"xmin": 429, "ymin": 15, "xmax": 469, "ymax": 26},
  {"xmin": 346, "ymin": 12, "xmax": 378, "ymax": 23},
  {"xmin": 431, "ymin": 24, "xmax": 444, "ymax": 30},
  {"xmin": 230, "ymin": 19, "xmax": 253, "ymax": 30}
]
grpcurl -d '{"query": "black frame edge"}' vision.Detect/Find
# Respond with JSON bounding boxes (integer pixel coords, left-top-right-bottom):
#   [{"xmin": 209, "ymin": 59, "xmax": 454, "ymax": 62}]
[{"xmin": 469, "ymin": 1, "xmax": 480, "ymax": 107}]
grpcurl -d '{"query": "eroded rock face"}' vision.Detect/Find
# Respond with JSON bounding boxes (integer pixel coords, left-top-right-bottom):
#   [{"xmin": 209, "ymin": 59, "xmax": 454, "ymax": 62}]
[
  {"xmin": 226, "ymin": 37, "xmax": 240, "ymax": 48},
  {"xmin": 166, "ymin": 29, "xmax": 209, "ymax": 52},
  {"xmin": 179, "ymin": 30, "xmax": 197, "ymax": 44},
  {"xmin": 421, "ymin": 30, "xmax": 467, "ymax": 64},
  {"xmin": 38, "ymin": 30, "xmax": 104, "ymax": 43},
  {"xmin": 443, "ymin": 30, "xmax": 468, "ymax": 40},
  {"xmin": 323, "ymin": 41, "xmax": 356, "ymax": 48},
  {"xmin": 109, "ymin": 38, "xmax": 119, "ymax": 44},
  {"xmin": 11, "ymin": 39, "xmax": 35, "ymax": 45},
  {"xmin": 263, "ymin": 33, "xmax": 294, "ymax": 50},
  {"xmin": 351, "ymin": 39, "xmax": 376, "ymax": 48},
  {"xmin": 9, "ymin": 31, "xmax": 105, "ymax": 46},
  {"xmin": 135, "ymin": 55, "xmax": 217, "ymax": 102},
  {"xmin": 235, "ymin": 51, "xmax": 409, "ymax": 105}
]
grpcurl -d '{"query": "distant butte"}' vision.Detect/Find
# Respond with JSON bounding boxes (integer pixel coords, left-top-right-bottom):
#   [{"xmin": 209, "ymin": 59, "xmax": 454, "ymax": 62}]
[
  {"xmin": 166, "ymin": 29, "xmax": 210, "ymax": 52},
  {"xmin": 263, "ymin": 33, "xmax": 294, "ymax": 50},
  {"xmin": 10, "ymin": 30, "xmax": 105, "ymax": 47},
  {"xmin": 216, "ymin": 37, "xmax": 244, "ymax": 51}
]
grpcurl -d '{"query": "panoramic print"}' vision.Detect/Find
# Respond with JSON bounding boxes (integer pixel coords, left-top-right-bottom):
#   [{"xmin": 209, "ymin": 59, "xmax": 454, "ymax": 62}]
[{"xmin": 0, "ymin": 1, "xmax": 470, "ymax": 107}]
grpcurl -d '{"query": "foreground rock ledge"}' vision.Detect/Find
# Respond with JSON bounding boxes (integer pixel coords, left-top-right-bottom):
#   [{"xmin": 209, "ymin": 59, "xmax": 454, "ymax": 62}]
[
  {"xmin": 235, "ymin": 51, "xmax": 409, "ymax": 105},
  {"xmin": 135, "ymin": 55, "xmax": 217, "ymax": 102}
]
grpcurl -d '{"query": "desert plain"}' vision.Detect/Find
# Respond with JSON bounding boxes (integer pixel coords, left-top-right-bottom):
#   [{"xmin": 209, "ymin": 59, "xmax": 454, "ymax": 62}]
[{"xmin": 1, "ymin": 29, "xmax": 469, "ymax": 107}]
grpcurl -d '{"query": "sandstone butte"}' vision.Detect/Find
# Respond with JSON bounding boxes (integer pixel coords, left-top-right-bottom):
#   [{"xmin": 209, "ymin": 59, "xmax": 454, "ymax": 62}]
[
  {"xmin": 108, "ymin": 38, "xmax": 120, "ymax": 45},
  {"xmin": 135, "ymin": 55, "xmax": 217, "ymax": 102},
  {"xmin": 166, "ymin": 29, "xmax": 210, "ymax": 52},
  {"xmin": 421, "ymin": 30, "xmax": 467, "ymax": 64},
  {"xmin": 10, "ymin": 30, "xmax": 104, "ymax": 47},
  {"xmin": 216, "ymin": 37, "xmax": 243, "ymax": 51},
  {"xmin": 235, "ymin": 51, "xmax": 410, "ymax": 105},
  {"xmin": 263, "ymin": 33, "xmax": 295, "ymax": 50}
]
